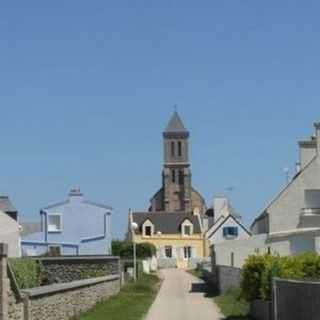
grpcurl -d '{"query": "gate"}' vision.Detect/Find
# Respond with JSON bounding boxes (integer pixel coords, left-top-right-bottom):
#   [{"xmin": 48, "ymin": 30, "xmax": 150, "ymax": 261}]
[{"xmin": 273, "ymin": 278, "xmax": 320, "ymax": 320}]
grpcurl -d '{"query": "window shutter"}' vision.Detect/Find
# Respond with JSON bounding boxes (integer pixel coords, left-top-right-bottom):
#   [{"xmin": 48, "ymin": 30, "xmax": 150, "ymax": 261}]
[
  {"xmin": 235, "ymin": 227, "xmax": 239, "ymax": 237},
  {"xmin": 223, "ymin": 227, "xmax": 227, "ymax": 237},
  {"xmin": 160, "ymin": 246, "xmax": 165, "ymax": 258},
  {"xmin": 191, "ymin": 247, "xmax": 196, "ymax": 258}
]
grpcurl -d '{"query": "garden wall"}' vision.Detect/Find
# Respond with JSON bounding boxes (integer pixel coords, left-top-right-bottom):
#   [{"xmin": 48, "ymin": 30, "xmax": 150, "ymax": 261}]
[
  {"xmin": 201, "ymin": 264, "xmax": 241, "ymax": 294},
  {"xmin": 0, "ymin": 243, "xmax": 121, "ymax": 320}
]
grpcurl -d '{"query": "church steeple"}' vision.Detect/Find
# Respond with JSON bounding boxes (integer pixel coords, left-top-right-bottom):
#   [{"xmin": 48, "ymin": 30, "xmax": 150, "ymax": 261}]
[{"xmin": 162, "ymin": 112, "xmax": 192, "ymax": 212}]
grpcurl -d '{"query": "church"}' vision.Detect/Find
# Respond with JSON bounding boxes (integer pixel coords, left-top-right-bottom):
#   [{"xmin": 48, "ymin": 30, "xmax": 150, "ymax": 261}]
[{"xmin": 129, "ymin": 111, "xmax": 209, "ymax": 269}]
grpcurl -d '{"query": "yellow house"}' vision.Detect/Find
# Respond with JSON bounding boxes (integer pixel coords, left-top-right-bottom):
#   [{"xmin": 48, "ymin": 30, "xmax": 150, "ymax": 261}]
[{"xmin": 130, "ymin": 211, "xmax": 206, "ymax": 269}]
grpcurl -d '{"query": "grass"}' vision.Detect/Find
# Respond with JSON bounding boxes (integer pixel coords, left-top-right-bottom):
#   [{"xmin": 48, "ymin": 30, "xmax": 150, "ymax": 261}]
[
  {"xmin": 214, "ymin": 288, "xmax": 250, "ymax": 320},
  {"xmin": 76, "ymin": 273, "xmax": 161, "ymax": 320}
]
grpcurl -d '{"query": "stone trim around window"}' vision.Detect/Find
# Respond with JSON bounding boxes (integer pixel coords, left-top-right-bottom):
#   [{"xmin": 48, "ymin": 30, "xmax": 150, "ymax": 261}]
[
  {"xmin": 142, "ymin": 219, "xmax": 154, "ymax": 237},
  {"xmin": 181, "ymin": 219, "xmax": 193, "ymax": 237}
]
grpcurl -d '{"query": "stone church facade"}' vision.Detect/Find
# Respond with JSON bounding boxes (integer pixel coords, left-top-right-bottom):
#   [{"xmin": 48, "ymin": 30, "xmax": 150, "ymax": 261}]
[{"xmin": 149, "ymin": 111, "xmax": 206, "ymax": 215}]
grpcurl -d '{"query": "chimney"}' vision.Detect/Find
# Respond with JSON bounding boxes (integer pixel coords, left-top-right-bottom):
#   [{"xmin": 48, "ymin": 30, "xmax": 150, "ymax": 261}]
[
  {"xmin": 315, "ymin": 122, "xmax": 320, "ymax": 154},
  {"xmin": 213, "ymin": 196, "xmax": 230, "ymax": 223},
  {"xmin": 298, "ymin": 137, "xmax": 317, "ymax": 170},
  {"xmin": 69, "ymin": 188, "xmax": 83, "ymax": 202}
]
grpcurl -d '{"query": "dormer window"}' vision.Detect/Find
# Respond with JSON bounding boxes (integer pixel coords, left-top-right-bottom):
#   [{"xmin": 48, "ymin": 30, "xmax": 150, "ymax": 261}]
[
  {"xmin": 48, "ymin": 214, "xmax": 62, "ymax": 232},
  {"xmin": 181, "ymin": 219, "xmax": 193, "ymax": 237},
  {"xmin": 142, "ymin": 219, "xmax": 154, "ymax": 237}
]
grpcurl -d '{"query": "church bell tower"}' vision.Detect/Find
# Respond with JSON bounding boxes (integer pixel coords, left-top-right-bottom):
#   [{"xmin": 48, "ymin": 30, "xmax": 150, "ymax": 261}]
[{"xmin": 162, "ymin": 111, "xmax": 192, "ymax": 212}]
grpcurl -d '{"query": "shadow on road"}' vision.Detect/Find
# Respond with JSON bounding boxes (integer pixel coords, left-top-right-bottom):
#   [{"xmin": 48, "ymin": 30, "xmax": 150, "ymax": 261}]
[{"xmin": 189, "ymin": 281, "xmax": 218, "ymax": 298}]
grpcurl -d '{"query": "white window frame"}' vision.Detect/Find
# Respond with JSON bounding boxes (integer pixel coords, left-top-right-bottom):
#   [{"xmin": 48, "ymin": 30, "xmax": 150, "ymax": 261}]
[
  {"xmin": 47, "ymin": 213, "xmax": 63, "ymax": 233},
  {"xmin": 181, "ymin": 219, "xmax": 193, "ymax": 237},
  {"xmin": 142, "ymin": 219, "xmax": 154, "ymax": 237}
]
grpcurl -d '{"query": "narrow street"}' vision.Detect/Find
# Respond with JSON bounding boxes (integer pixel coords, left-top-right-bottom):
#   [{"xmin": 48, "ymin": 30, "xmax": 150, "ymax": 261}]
[{"xmin": 145, "ymin": 269, "xmax": 223, "ymax": 320}]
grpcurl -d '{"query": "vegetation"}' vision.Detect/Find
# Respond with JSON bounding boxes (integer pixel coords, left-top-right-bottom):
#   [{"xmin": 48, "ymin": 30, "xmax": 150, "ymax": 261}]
[
  {"xmin": 76, "ymin": 273, "xmax": 161, "ymax": 320},
  {"xmin": 187, "ymin": 268, "xmax": 203, "ymax": 279},
  {"xmin": 9, "ymin": 258, "xmax": 42, "ymax": 289},
  {"xmin": 241, "ymin": 252, "xmax": 320, "ymax": 302},
  {"xmin": 214, "ymin": 288, "xmax": 250, "ymax": 319},
  {"xmin": 112, "ymin": 240, "xmax": 156, "ymax": 259}
]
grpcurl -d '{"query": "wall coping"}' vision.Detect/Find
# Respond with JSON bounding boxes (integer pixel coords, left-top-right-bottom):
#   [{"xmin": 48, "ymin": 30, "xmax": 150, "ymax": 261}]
[
  {"xmin": 274, "ymin": 277, "xmax": 320, "ymax": 285},
  {"xmin": 22, "ymin": 274, "xmax": 120, "ymax": 298},
  {"xmin": 31, "ymin": 256, "xmax": 120, "ymax": 262}
]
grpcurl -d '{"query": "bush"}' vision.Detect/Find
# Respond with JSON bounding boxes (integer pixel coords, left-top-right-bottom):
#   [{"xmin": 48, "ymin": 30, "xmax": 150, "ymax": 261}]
[
  {"xmin": 9, "ymin": 258, "xmax": 42, "ymax": 289},
  {"xmin": 241, "ymin": 252, "xmax": 320, "ymax": 302},
  {"xmin": 112, "ymin": 240, "xmax": 156, "ymax": 259}
]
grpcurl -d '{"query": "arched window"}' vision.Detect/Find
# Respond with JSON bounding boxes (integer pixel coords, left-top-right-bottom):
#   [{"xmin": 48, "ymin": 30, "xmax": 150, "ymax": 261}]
[
  {"xmin": 171, "ymin": 141, "xmax": 175, "ymax": 157},
  {"xmin": 178, "ymin": 141, "xmax": 182, "ymax": 157}
]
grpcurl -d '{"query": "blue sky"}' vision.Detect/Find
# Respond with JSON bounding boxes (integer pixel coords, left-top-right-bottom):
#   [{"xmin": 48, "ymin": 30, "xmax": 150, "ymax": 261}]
[{"xmin": 1, "ymin": 1, "xmax": 320, "ymax": 238}]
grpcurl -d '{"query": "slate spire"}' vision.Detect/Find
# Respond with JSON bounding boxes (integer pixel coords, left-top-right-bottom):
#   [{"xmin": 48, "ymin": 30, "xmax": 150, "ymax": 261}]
[{"xmin": 163, "ymin": 111, "xmax": 189, "ymax": 138}]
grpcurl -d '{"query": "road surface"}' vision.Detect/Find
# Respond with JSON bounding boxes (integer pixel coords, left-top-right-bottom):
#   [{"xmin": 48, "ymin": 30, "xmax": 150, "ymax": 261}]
[{"xmin": 145, "ymin": 269, "xmax": 223, "ymax": 320}]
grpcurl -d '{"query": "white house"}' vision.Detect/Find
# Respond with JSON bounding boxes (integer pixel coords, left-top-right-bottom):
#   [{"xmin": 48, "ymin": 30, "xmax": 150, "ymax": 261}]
[
  {"xmin": 204, "ymin": 196, "xmax": 251, "ymax": 247},
  {"xmin": 214, "ymin": 122, "xmax": 320, "ymax": 267},
  {"xmin": 0, "ymin": 210, "xmax": 21, "ymax": 257}
]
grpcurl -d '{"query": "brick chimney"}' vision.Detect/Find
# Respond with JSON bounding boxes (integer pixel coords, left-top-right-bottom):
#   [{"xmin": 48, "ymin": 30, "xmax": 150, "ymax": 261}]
[{"xmin": 69, "ymin": 188, "xmax": 83, "ymax": 202}]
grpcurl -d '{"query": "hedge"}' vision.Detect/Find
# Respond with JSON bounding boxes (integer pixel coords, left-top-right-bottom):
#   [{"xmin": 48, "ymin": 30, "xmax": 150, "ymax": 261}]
[
  {"xmin": 241, "ymin": 252, "xmax": 320, "ymax": 302},
  {"xmin": 9, "ymin": 258, "xmax": 42, "ymax": 289},
  {"xmin": 112, "ymin": 240, "xmax": 156, "ymax": 259}
]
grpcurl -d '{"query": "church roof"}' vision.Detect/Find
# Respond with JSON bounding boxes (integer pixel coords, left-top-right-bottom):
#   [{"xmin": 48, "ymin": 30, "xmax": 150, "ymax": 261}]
[
  {"xmin": 165, "ymin": 111, "xmax": 188, "ymax": 134},
  {"xmin": 132, "ymin": 211, "xmax": 201, "ymax": 234}
]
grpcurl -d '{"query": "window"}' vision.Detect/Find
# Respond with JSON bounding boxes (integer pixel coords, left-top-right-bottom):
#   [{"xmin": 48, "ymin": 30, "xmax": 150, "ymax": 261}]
[
  {"xmin": 165, "ymin": 246, "xmax": 172, "ymax": 258},
  {"xmin": 184, "ymin": 246, "xmax": 192, "ymax": 259},
  {"xmin": 172, "ymin": 170, "xmax": 176, "ymax": 183},
  {"xmin": 184, "ymin": 225, "xmax": 191, "ymax": 236},
  {"xmin": 179, "ymin": 170, "xmax": 184, "ymax": 185},
  {"xmin": 178, "ymin": 141, "xmax": 182, "ymax": 157},
  {"xmin": 48, "ymin": 214, "xmax": 62, "ymax": 232},
  {"xmin": 223, "ymin": 227, "xmax": 238, "ymax": 238},
  {"xmin": 171, "ymin": 141, "xmax": 175, "ymax": 157},
  {"xmin": 145, "ymin": 226, "xmax": 152, "ymax": 236},
  {"xmin": 48, "ymin": 245, "xmax": 61, "ymax": 257}
]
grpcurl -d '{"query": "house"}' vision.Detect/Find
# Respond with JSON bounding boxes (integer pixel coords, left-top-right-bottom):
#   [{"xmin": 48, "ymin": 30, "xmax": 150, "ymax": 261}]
[
  {"xmin": 205, "ymin": 196, "xmax": 250, "ymax": 247},
  {"xmin": 214, "ymin": 122, "xmax": 320, "ymax": 267},
  {"xmin": 22, "ymin": 188, "xmax": 113, "ymax": 256},
  {"xmin": 0, "ymin": 195, "xmax": 18, "ymax": 221},
  {"xmin": 130, "ymin": 112, "xmax": 207, "ymax": 269},
  {"xmin": 0, "ymin": 210, "xmax": 21, "ymax": 257}
]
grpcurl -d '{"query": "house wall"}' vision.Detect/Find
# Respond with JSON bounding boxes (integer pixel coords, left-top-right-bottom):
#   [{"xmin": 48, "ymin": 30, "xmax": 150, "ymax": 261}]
[
  {"xmin": 266, "ymin": 156, "xmax": 320, "ymax": 234},
  {"xmin": 0, "ymin": 211, "xmax": 21, "ymax": 257},
  {"xmin": 214, "ymin": 232, "xmax": 320, "ymax": 268},
  {"xmin": 207, "ymin": 216, "xmax": 250, "ymax": 246},
  {"xmin": 134, "ymin": 233, "xmax": 205, "ymax": 268}
]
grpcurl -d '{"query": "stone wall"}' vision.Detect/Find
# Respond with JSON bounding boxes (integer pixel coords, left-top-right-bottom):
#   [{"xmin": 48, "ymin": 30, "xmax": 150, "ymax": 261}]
[
  {"xmin": 35, "ymin": 256, "xmax": 119, "ymax": 284},
  {"xmin": 23, "ymin": 276, "xmax": 120, "ymax": 320},
  {"xmin": 0, "ymin": 244, "xmax": 121, "ymax": 320},
  {"xmin": 201, "ymin": 264, "xmax": 241, "ymax": 295}
]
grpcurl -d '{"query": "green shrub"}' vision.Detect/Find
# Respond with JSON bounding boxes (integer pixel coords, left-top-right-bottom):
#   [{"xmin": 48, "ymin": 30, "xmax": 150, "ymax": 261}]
[
  {"xmin": 112, "ymin": 240, "xmax": 156, "ymax": 259},
  {"xmin": 241, "ymin": 252, "xmax": 320, "ymax": 302},
  {"xmin": 9, "ymin": 258, "xmax": 42, "ymax": 289}
]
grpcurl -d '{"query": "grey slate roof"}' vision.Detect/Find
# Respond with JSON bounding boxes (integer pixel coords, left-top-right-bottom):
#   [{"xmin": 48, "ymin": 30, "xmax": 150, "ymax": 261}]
[
  {"xmin": 0, "ymin": 196, "xmax": 17, "ymax": 213},
  {"xmin": 132, "ymin": 212, "xmax": 201, "ymax": 234},
  {"xmin": 165, "ymin": 112, "xmax": 188, "ymax": 133}
]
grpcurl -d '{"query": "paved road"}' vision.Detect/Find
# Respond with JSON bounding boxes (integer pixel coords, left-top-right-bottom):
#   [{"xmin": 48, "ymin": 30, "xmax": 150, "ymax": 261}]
[{"xmin": 145, "ymin": 269, "xmax": 223, "ymax": 320}]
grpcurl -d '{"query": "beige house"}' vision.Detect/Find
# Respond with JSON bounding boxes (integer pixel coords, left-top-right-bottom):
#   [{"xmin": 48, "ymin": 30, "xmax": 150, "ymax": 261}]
[
  {"xmin": 215, "ymin": 122, "xmax": 320, "ymax": 268},
  {"xmin": 0, "ymin": 210, "xmax": 21, "ymax": 257}
]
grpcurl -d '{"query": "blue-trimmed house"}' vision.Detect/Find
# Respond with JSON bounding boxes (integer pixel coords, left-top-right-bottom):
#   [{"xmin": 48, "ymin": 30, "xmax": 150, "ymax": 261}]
[{"xmin": 21, "ymin": 189, "xmax": 113, "ymax": 256}]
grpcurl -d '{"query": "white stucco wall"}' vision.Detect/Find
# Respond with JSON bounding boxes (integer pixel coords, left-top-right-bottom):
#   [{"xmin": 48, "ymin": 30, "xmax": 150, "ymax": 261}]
[
  {"xmin": 207, "ymin": 215, "xmax": 250, "ymax": 246},
  {"xmin": 0, "ymin": 210, "xmax": 21, "ymax": 257},
  {"xmin": 214, "ymin": 231, "xmax": 320, "ymax": 268}
]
